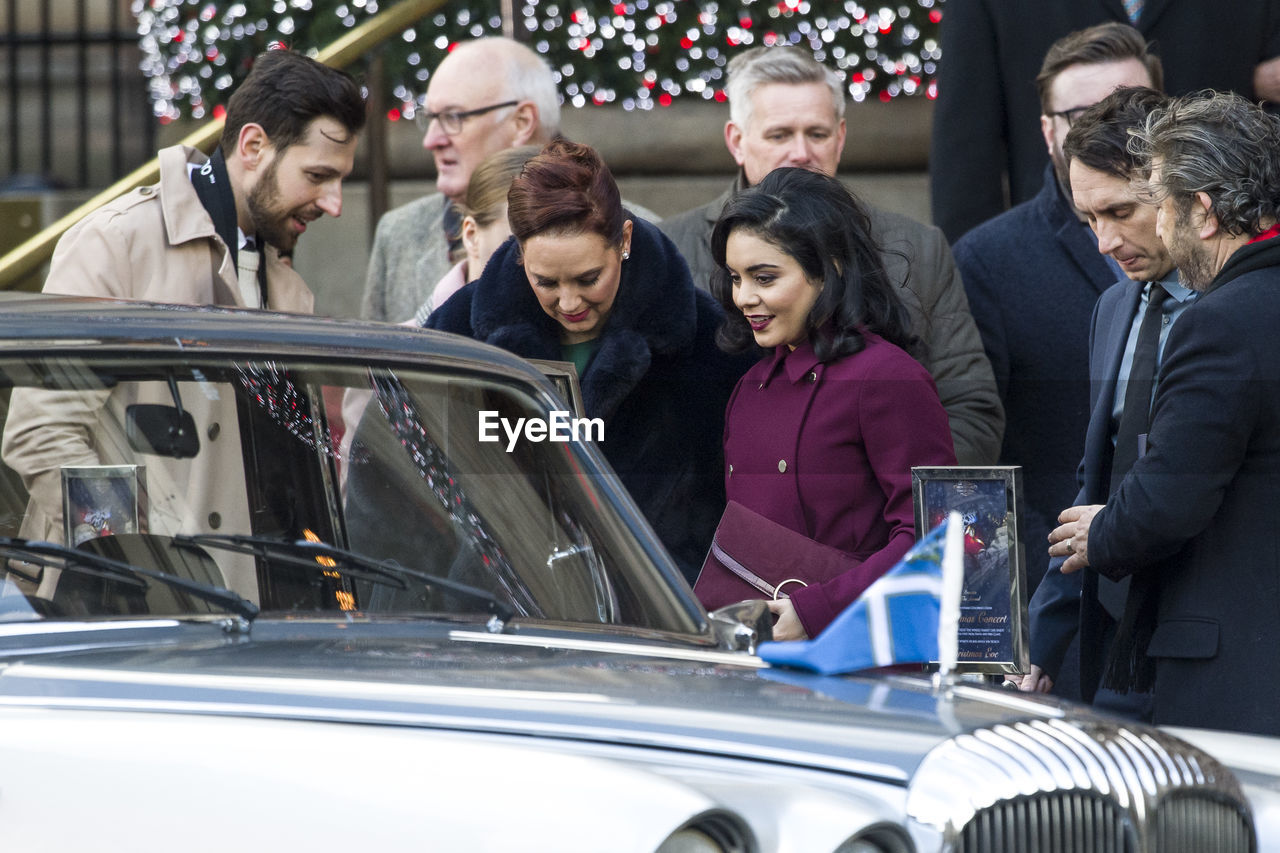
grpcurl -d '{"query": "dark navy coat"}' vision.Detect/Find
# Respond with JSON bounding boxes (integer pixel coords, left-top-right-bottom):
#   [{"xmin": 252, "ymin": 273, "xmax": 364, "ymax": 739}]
[
  {"xmin": 1029, "ymin": 277, "xmax": 1141, "ymax": 701},
  {"xmin": 954, "ymin": 166, "xmax": 1116, "ymax": 598},
  {"xmin": 1091, "ymin": 237, "xmax": 1280, "ymax": 735},
  {"xmin": 426, "ymin": 217, "xmax": 753, "ymax": 583}
]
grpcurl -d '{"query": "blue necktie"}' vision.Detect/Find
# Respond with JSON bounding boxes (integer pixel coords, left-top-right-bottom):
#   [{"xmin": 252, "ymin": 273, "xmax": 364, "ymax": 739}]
[{"xmin": 1122, "ymin": 0, "xmax": 1144, "ymax": 24}]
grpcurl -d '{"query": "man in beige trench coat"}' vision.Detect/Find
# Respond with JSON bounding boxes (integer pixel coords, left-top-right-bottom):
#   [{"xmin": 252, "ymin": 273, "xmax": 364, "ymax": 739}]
[{"xmin": 1, "ymin": 49, "xmax": 366, "ymax": 603}]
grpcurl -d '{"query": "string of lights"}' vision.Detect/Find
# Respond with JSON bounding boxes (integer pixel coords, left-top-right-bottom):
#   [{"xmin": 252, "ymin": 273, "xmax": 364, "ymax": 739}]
[{"xmin": 132, "ymin": 0, "xmax": 941, "ymax": 122}]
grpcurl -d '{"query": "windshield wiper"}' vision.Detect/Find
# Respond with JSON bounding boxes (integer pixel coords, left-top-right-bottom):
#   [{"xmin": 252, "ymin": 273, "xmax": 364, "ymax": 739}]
[
  {"xmin": 172, "ymin": 533, "xmax": 515, "ymax": 631},
  {"xmin": 0, "ymin": 537, "xmax": 259, "ymax": 623}
]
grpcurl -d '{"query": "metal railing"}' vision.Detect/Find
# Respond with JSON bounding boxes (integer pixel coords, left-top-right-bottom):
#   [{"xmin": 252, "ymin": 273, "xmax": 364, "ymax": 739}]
[
  {"xmin": 0, "ymin": 0, "xmax": 446, "ymax": 289},
  {"xmin": 3, "ymin": 0, "xmax": 153, "ymax": 190}
]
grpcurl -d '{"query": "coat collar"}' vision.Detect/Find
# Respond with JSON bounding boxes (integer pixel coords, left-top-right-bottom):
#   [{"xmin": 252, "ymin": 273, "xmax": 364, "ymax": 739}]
[
  {"xmin": 1034, "ymin": 162, "xmax": 1115, "ymax": 294},
  {"xmin": 158, "ymin": 145, "xmax": 222, "ymax": 247},
  {"xmin": 1206, "ymin": 232, "xmax": 1280, "ymax": 294},
  {"xmin": 468, "ymin": 217, "xmax": 701, "ymax": 420},
  {"xmin": 153, "ymin": 144, "xmax": 312, "ymax": 312},
  {"xmin": 760, "ymin": 339, "xmax": 823, "ymax": 387},
  {"xmin": 698, "ymin": 173, "xmax": 749, "ymax": 227}
]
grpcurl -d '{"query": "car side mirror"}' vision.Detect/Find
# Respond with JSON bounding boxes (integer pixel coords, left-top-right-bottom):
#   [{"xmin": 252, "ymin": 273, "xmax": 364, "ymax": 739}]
[
  {"xmin": 125, "ymin": 376, "xmax": 200, "ymax": 459},
  {"xmin": 126, "ymin": 405, "xmax": 199, "ymax": 458},
  {"xmin": 708, "ymin": 599, "xmax": 773, "ymax": 654}
]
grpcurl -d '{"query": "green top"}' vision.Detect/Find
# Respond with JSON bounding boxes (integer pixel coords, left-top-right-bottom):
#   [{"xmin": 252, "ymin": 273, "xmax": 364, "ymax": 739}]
[{"xmin": 561, "ymin": 338, "xmax": 601, "ymax": 378}]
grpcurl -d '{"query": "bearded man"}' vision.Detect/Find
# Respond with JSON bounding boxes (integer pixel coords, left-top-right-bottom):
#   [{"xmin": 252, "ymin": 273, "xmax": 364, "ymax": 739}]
[
  {"xmin": 0, "ymin": 49, "xmax": 365, "ymax": 601},
  {"xmin": 40, "ymin": 48, "xmax": 365, "ymax": 310},
  {"xmin": 1051, "ymin": 91, "xmax": 1280, "ymax": 736}
]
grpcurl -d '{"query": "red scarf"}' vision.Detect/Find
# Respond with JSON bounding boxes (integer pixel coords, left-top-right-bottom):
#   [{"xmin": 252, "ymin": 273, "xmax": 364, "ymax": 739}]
[{"xmin": 1248, "ymin": 223, "xmax": 1280, "ymax": 244}]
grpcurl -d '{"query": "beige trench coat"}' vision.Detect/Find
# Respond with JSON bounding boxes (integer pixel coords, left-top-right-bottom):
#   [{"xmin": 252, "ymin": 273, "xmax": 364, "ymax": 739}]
[{"xmin": 2, "ymin": 145, "xmax": 315, "ymax": 602}]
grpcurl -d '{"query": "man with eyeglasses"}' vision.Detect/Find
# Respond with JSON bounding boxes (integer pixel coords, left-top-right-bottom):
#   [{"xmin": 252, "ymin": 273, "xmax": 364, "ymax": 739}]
[
  {"xmin": 359, "ymin": 37, "xmax": 557, "ymax": 323},
  {"xmin": 361, "ymin": 36, "xmax": 658, "ymax": 323},
  {"xmin": 951, "ymin": 25, "xmax": 1160, "ymax": 694},
  {"xmin": 930, "ymin": 4, "xmax": 1280, "ymax": 245}
]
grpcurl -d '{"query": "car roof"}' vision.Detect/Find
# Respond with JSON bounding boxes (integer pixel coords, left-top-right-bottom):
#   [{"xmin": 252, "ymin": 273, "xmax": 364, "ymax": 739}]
[{"xmin": 0, "ymin": 292, "xmax": 539, "ymax": 379}]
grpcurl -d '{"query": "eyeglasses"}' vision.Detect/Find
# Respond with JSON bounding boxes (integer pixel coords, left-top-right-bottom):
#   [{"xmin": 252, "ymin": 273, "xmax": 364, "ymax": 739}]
[
  {"xmin": 415, "ymin": 100, "xmax": 519, "ymax": 135},
  {"xmin": 1047, "ymin": 105, "xmax": 1092, "ymax": 127}
]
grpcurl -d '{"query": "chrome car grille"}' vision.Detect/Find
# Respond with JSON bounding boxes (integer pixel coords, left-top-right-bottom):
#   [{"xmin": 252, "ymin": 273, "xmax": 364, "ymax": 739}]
[
  {"xmin": 907, "ymin": 717, "xmax": 1254, "ymax": 853},
  {"xmin": 1155, "ymin": 795, "xmax": 1252, "ymax": 853},
  {"xmin": 956, "ymin": 792, "xmax": 1133, "ymax": 853}
]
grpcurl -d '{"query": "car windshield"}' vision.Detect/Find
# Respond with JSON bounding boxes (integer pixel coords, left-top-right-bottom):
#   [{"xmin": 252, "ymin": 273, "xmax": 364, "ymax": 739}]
[{"xmin": 0, "ymin": 351, "xmax": 700, "ymax": 635}]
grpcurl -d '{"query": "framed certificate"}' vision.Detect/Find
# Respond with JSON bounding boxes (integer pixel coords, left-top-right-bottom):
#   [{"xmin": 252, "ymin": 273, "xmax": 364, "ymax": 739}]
[
  {"xmin": 912, "ymin": 466, "xmax": 1028, "ymax": 674},
  {"xmin": 62, "ymin": 465, "xmax": 147, "ymax": 546}
]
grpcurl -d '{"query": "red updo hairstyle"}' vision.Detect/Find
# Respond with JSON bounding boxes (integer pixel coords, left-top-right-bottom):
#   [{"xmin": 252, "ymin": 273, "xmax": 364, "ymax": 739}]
[{"xmin": 506, "ymin": 139, "xmax": 626, "ymax": 247}]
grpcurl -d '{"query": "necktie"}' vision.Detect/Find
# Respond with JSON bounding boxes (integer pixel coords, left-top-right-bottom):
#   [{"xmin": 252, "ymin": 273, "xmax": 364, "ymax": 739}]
[
  {"xmin": 1100, "ymin": 282, "xmax": 1169, "ymax": 618},
  {"xmin": 1122, "ymin": 0, "xmax": 1143, "ymax": 24},
  {"xmin": 236, "ymin": 240, "xmax": 262, "ymax": 309}
]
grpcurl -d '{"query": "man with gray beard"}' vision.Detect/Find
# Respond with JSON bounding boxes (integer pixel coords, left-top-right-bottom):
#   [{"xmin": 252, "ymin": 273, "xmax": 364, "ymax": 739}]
[{"xmin": 1051, "ymin": 91, "xmax": 1280, "ymax": 736}]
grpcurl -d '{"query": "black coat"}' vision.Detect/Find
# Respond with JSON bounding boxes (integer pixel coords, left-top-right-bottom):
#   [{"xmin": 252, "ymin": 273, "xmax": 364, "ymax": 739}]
[
  {"xmin": 930, "ymin": 0, "xmax": 1280, "ymax": 243},
  {"xmin": 1028, "ymin": 278, "xmax": 1142, "ymax": 702},
  {"xmin": 426, "ymin": 217, "xmax": 754, "ymax": 583},
  {"xmin": 1090, "ymin": 237, "xmax": 1280, "ymax": 735},
  {"xmin": 953, "ymin": 166, "xmax": 1116, "ymax": 597}
]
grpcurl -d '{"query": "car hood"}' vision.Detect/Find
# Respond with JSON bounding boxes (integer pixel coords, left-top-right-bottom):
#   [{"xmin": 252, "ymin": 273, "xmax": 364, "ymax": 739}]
[{"xmin": 0, "ymin": 618, "xmax": 1084, "ymax": 785}]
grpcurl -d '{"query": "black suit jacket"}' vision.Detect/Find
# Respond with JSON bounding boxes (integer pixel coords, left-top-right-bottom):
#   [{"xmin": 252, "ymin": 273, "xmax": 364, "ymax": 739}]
[
  {"xmin": 954, "ymin": 166, "xmax": 1115, "ymax": 594},
  {"xmin": 931, "ymin": 0, "xmax": 1280, "ymax": 242},
  {"xmin": 1028, "ymin": 277, "xmax": 1141, "ymax": 701},
  {"xmin": 1090, "ymin": 237, "xmax": 1280, "ymax": 736}
]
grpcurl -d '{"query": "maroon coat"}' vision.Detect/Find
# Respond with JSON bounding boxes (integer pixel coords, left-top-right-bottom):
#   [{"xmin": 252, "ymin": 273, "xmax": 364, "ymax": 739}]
[{"xmin": 723, "ymin": 332, "xmax": 956, "ymax": 636}]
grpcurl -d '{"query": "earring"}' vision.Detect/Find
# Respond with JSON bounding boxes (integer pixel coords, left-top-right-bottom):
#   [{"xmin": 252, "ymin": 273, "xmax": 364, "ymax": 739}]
[{"xmin": 622, "ymin": 250, "xmax": 630, "ymax": 260}]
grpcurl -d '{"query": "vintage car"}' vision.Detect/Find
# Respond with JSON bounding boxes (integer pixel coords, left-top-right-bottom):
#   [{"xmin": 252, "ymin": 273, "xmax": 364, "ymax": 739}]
[{"xmin": 0, "ymin": 294, "xmax": 1266, "ymax": 852}]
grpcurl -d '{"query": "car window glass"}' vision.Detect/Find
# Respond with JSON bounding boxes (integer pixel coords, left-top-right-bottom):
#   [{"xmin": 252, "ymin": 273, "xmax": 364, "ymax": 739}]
[{"xmin": 0, "ymin": 355, "xmax": 698, "ymax": 636}]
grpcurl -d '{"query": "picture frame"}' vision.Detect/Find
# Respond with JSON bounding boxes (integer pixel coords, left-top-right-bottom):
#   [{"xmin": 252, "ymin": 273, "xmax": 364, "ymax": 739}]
[
  {"xmin": 911, "ymin": 466, "xmax": 1028, "ymax": 674},
  {"xmin": 527, "ymin": 359, "xmax": 586, "ymax": 419},
  {"xmin": 62, "ymin": 464, "xmax": 147, "ymax": 547}
]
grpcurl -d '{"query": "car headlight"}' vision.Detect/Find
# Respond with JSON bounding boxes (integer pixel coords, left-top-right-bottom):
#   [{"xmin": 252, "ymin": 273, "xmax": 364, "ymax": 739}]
[{"xmin": 655, "ymin": 812, "xmax": 752, "ymax": 852}]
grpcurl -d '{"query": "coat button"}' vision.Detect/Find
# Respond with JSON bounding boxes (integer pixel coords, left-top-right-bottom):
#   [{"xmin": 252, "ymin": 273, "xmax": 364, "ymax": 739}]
[
  {"xmin": 207, "ymin": 512, "xmax": 222, "ymax": 530},
  {"xmin": 207, "ymin": 422, "xmax": 220, "ymax": 441},
  {"xmin": 777, "ymin": 459, "xmax": 787, "ymax": 473}
]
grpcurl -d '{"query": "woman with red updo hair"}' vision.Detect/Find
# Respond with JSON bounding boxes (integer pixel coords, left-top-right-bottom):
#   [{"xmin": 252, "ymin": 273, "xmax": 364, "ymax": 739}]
[{"xmin": 425, "ymin": 139, "xmax": 753, "ymax": 582}]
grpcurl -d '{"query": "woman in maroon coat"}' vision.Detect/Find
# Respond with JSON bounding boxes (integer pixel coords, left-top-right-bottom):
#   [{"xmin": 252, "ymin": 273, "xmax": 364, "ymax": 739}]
[{"xmin": 710, "ymin": 168, "xmax": 956, "ymax": 640}]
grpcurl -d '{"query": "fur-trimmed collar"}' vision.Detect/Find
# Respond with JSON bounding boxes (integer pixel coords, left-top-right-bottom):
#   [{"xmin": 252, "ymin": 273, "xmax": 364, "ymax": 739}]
[{"xmin": 466, "ymin": 216, "xmax": 700, "ymax": 421}]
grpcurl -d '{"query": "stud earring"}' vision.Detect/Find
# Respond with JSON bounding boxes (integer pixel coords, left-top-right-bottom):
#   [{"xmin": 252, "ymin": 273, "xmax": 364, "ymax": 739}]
[{"xmin": 622, "ymin": 250, "xmax": 630, "ymax": 260}]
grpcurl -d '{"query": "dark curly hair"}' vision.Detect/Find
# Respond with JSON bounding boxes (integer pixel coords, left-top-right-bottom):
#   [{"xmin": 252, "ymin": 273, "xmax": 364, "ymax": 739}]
[{"xmin": 710, "ymin": 167, "xmax": 914, "ymax": 361}]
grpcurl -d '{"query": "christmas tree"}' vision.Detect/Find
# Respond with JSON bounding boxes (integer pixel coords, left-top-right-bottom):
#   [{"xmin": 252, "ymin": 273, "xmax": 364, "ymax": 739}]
[{"xmin": 133, "ymin": 0, "xmax": 942, "ymax": 122}]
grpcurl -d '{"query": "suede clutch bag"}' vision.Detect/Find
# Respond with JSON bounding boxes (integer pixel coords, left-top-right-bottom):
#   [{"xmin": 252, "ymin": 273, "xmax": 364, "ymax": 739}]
[{"xmin": 693, "ymin": 500, "xmax": 854, "ymax": 612}]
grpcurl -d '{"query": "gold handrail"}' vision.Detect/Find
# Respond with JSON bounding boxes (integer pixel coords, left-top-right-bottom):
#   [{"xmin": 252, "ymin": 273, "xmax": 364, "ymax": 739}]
[{"xmin": 0, "ymin": 0, "xmax": 446, "ymax": 288}]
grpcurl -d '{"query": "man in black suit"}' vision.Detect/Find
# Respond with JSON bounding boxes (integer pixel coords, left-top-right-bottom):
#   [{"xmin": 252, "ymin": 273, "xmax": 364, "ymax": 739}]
[
  {"xmin": 954, "ymin": 24, "xmax": 1158, "ymax": 625},
  {"xmin": 1053, "ymin": 92, "xmax": 1280, "ymax": 736},
  {"xmin": 931, "ymin": 0, "xmax": 1280, "ymax": 243},
  {"xmin": 1008, "ymin": 88, "xmax": 1190, "ymax": 722}
]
